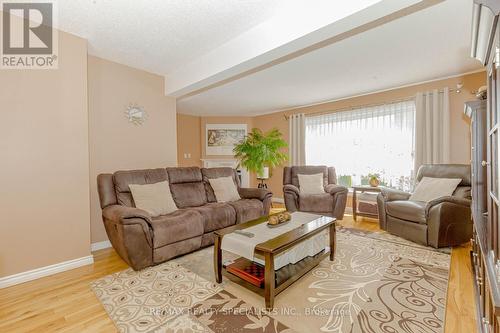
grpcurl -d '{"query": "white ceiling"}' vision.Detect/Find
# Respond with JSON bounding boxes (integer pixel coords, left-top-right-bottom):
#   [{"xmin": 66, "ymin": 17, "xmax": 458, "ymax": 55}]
[
  {"xmin": 177, "ymin": 0, "xmax": 483, "ymax": 115},
  {"xmin": 58, "ymin": 0, "xmax": 287, "ymax": 74},
  {"xmin": 56, "ymin": 0, "xmax": 483, "ymax": 116}
]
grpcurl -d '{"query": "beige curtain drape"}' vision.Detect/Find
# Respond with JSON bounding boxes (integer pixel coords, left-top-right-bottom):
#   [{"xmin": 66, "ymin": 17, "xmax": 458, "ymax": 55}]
[
  {"xmin": 289, "ymin": 113, "xmax": 306, "ymax": 166},
  {"xmin": 414, "ymin": 88, "xmax": 451, "ymax": 173}
]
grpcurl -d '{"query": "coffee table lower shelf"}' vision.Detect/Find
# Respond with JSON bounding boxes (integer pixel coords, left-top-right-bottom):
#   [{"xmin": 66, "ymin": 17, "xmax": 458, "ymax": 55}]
[{"xmin": 221, "ymin": 250, "xmax": 330, "ymax": 303}]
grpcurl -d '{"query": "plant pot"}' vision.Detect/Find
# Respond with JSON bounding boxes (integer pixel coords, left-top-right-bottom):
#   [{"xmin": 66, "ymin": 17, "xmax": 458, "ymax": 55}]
[
  {"xmin": 369, "ymin": 177, "xmax": 380, "ymax": 187},
  {"xmin": 257, "ymin": 167, "xmax": 269, "ymax": 179}
]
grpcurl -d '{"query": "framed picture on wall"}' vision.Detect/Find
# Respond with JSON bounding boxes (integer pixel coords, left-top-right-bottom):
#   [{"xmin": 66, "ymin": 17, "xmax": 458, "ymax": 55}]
[{"xmin": 206, "ymin": 124, "xmax": 247, "ymax": 155}]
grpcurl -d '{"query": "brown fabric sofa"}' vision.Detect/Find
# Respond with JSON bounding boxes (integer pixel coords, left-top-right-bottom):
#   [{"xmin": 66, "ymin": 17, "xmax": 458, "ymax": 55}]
[
  {"xmin": 283, "ymin": 166, "xmax": 348, "ymax": 220},
  {"xmin": 97, "ymin": 167, "xmax": 272, "ymax": 270},
  {"xmin": 377, "ymin": 164, "xmax": 472, "ymax": 248}
]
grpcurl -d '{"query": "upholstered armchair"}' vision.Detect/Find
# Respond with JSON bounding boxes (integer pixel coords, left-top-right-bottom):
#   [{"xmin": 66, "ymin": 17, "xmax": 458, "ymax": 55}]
[
  {"xmin": 377, "ymin": 164, "xmax": 472, "ymax": 248},
  {"xmin": 283, "ymin": 166, "xmax": 348, "ymax": 220}
]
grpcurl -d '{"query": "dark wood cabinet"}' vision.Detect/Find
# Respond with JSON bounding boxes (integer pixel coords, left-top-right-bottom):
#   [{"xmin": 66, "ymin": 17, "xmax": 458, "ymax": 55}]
[{"xmin": 470, "ymin": 2, "xmax": 500, "ymax": 332}]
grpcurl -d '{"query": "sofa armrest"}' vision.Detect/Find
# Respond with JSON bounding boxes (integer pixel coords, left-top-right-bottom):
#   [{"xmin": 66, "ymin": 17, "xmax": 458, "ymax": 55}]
[
  {"xmin": 283, "ymin": 184, "xmax": 300, "ymax": 196},
  {"xmin": 425, "ymin": 196, "xmax": 471, "ymax": 217},
  {"xmin": 238, "ymin": 187, "xmax": 272, "ymax": 201},
  {"xmin": 380, "ymin": 188, "xmax": 411, "ymax": 202},
  {"xmin": 283, "ymin": 184, "xmax": 300, "ymax": 213},
  {"xmin": 324, "ymin": 184, "xmax": 348, "ymax": 195},
  {"xmin": 102, "ymin": 205, "xmax": 152, "ymax": 224}
]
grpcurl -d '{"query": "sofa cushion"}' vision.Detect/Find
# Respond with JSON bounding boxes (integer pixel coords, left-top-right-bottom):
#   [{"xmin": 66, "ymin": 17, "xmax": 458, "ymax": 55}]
[
  {"xmin": 298, "ymin": 173, "xmax": 325, "ymax": 194},
  {"xmin": 299, "ymin": 193, "xmax": 333, "ymax": 213},
  {"xmin": 409, "ymin": 177, "xmax": 461, "ymax": 202},
  {"xmin": 166, "ymin": 167, "xmax": 207, "ymax": 208},
  {"xmin": 129, "ymin": 180, "xmax": 177, "ymax": 217},
  {"xmin": 201, "ymin": 167, "xmax": 240, "ymax": 203},
  {"xmin": 386, "ymin": 200, "xmax": 427, "ymax": 224},
  {"xmin": 290, "ymin": 166, "xmax": 328, "ymax": 188},
  {"xmin": 113, "ymin": 168, "xmax": 169, "ymax": 207},
  {"xmin": 169, "ymin": 182, "xmax": 207, "ymax": 208},
  {"xmin": 190, "ymin": 203, "xmax": 236, "ymax": 233},
  {"xmin": 208, "ymin": 176, "xmax": 241, "ymax": 202},
  {"xmin": 150, "ymin": 210, "xmax": 204, "ymax": 248},
  {"xmin": 228, "ymin": 199, "xmax": 264, "ymax": 224}
]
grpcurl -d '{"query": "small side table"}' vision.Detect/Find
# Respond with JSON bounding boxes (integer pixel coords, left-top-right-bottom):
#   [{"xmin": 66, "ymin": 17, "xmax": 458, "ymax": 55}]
[
  {"xmin": 352, "ymin": 185, "xmax": 384, "ymax": 221},
  {"xmin": 257, "ymin": 178, "xmax": 268, "ymax": 189}
]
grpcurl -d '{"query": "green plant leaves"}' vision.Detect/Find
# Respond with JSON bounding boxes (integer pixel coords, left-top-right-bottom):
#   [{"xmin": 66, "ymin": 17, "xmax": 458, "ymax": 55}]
[{"xmin": 233, "ymin": 128, "xmax": 288, "ymax": 175}]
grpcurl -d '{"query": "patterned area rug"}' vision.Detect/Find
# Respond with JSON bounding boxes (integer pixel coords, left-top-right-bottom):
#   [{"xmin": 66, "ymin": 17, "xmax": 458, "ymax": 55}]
[{"xmin": 92, "ymin": 227, "xmax": 450, "ymax": 333}]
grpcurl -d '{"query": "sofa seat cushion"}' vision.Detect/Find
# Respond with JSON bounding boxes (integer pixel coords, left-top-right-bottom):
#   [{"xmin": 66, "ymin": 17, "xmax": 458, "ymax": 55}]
[
  {"xmin": 228, "ymin": 199, "xmax": 264, "ymax": 224},
  {"xmin": 386, "ymin": 200, "xmax": 427, "ymax": 224},
  {"xmin": 150, "ymin": 210, "xmax": 204, "ymax": 248},
  {"xmin": 299, "ymin": 193, "xmax": 333, "ymax": 213},
  {"xmin": 191, "ymin": 203, "xmax": 236, "ymax": 233}
]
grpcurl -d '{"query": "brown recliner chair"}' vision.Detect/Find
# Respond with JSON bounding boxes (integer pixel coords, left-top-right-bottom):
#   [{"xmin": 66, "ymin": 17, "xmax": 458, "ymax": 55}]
[
  {"xmin": 377, "ymin": 164, "xmax": 472, "ymax": 248},
  {"xmin": 283, "ymin": 166, "xmax": 348, "ymax": 220}
]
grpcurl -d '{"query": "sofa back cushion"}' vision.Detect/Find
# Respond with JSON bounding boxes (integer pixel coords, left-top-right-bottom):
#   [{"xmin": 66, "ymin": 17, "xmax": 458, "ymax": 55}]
[
  {"xmin": 166, "ymin": 167, "xmax": 207, "ymax": 208},
  {"xmin": 113, "ymin": 168, "xmax": 169, "ymax": 207},
  {"xmin": 201, "ymin": 167, "xmax": 240, "ymax": 203},
  {"xmin": 287, "ymin": 166, "xmax": 329, "ymax": 188},
  {"xmin": 415, "ymin": 164, "xmax": 471, "ymax": 200},
  {"xmin": 416, "ymin": 164, "xmax": 470, "ymax": 186}
]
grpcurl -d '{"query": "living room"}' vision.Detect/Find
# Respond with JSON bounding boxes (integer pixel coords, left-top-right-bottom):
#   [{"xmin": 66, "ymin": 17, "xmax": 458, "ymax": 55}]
[{"xmin": 1, "ymin": 1, "xmax": 499, "ymax": 332}]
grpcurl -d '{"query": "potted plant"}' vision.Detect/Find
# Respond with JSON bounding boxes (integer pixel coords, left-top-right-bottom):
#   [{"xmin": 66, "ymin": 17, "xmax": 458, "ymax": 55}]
[
  {"xmin": 233, "ymin": 128, "xmax": 288, "ymax": 179},
  {"xmin": 368, "ymin": 173, "xmax": 381, "ymax": 187}
]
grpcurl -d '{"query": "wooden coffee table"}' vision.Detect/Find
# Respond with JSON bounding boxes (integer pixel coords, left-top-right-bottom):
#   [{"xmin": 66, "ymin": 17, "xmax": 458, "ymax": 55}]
[{"xmin": 214, "ymin": 214, "xmax": 336, "ymax": 309}]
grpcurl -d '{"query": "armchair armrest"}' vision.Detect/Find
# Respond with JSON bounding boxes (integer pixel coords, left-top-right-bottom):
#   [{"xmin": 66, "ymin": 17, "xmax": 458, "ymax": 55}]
[
  {"xmin": 238, "ymin": 187, "xmax": 272, "ymax": 201},
  {"xmin": 324, "ymin": 184, "xmax": 348, "ymax": 195},
  {"xmin": 283, "ymin": 184, "xmax": 300, "ymax": 196},
  {"xmin": 102, "ymin": 205, "xmax": 152, "ymax": 224},
  {"xmin": 380, "ymin": 188, "xmax": 411, "ymax": 202},
  {"xmin": 425, "ymin": 196, "xmax": 471, "ymax": 217}
]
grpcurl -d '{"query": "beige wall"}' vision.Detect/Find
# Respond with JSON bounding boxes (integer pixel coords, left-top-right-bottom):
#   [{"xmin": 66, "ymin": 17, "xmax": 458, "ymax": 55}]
[
  {"xmin": 0, "ymin": 31, "xmax": 90, "ymax": 277},
  {"xmin": 177, "ymin": 114, "xmax": 202, "ymax": 167},
  {"xmin": 253, "ymin": 71, "xmax": 486, "ymax": 196},
  {"xmin": 88, "ymin": 56, "xmax": 177, "ymax": 243}
]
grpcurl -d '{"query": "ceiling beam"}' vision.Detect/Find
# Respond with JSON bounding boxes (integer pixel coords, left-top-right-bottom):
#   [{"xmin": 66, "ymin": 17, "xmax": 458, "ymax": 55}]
[{"xmin": 165, "ymin": 0, "xmax": 443, "ymax": 99}]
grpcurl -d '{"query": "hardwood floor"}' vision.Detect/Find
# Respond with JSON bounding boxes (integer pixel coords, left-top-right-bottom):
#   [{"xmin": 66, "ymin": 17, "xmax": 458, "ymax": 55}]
[{"xmin": 0, "ymin": 214, "xmax": 477, "ymax": 333}]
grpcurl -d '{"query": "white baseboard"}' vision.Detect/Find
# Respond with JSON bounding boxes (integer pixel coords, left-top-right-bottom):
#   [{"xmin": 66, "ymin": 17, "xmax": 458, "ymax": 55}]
[
  {"xmin": 91, "ymin": 240, "xmax": 112, "ymax": 252},
  {"xmin": 272, "ymin": 197, "xmax": 284, "ymax": 204},
  {"xmin": 0, "ymin": 255, "xmax": 94, "ymax": 289}
]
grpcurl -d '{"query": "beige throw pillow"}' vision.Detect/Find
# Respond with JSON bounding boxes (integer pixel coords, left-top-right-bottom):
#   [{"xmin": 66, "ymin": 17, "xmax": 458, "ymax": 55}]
[
  {"xmin": 129, "ymin": 181, "xmax": 177, "ymax": 217},
  {"xmin": 298, "ymin": 173, "xmax": 325, "ymax": 194},
  {"xmin": 209, "ymin": 176, "xmax": 241, "ymax": 202},
  {"xmin": 409, "ymin": 177, "xmax": 462, "ymax": 202}
]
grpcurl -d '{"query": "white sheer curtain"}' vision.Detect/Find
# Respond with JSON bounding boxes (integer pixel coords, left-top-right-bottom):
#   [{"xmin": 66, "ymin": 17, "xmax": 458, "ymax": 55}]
[
  {"xmin": 414, "ymin": 89, "xmax": 450, "ymax": 171},
  {"xmin": 305, "ymin": 100, "xmax": 416, "ymax": 191},
  {"xmin": 289, "ymin": 113, "xmax": 306, "ymax": 166}
]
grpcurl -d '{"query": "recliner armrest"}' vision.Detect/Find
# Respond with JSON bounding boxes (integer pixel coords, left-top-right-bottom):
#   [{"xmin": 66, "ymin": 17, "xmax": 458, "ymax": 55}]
[
  {"xmin": 102, "ymin": 205, "xmax": 152, "ymax": 224},
  {"xmin": 238, "ymin": 187, "xmax": 272, "ymax": 201},
  {"xmin": 425, "ymin": 196, "xmax": 471, "ymax": 217},
  {"xmin": 324, "ymin": 184, "xmax": 348, "ymax": 195},
  {"xmin": 380, "ymin": 188, "xmax": 411, "ymax": 202},
  {"xmin": 283, "ymin": 184, "xmax": 300, "ymax": 196}
]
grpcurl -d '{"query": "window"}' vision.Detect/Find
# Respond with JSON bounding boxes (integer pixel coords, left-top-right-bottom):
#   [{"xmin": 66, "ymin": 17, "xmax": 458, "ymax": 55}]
[{"xmin": 305, "ymin": 100, "xmax": 416, "ymax": 191}]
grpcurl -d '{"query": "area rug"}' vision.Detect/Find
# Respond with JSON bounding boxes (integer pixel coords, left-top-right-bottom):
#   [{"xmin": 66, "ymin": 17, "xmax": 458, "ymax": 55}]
[{"xmin": 92, "ymin": 227, "xmax": 450, "ymax": 333}]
